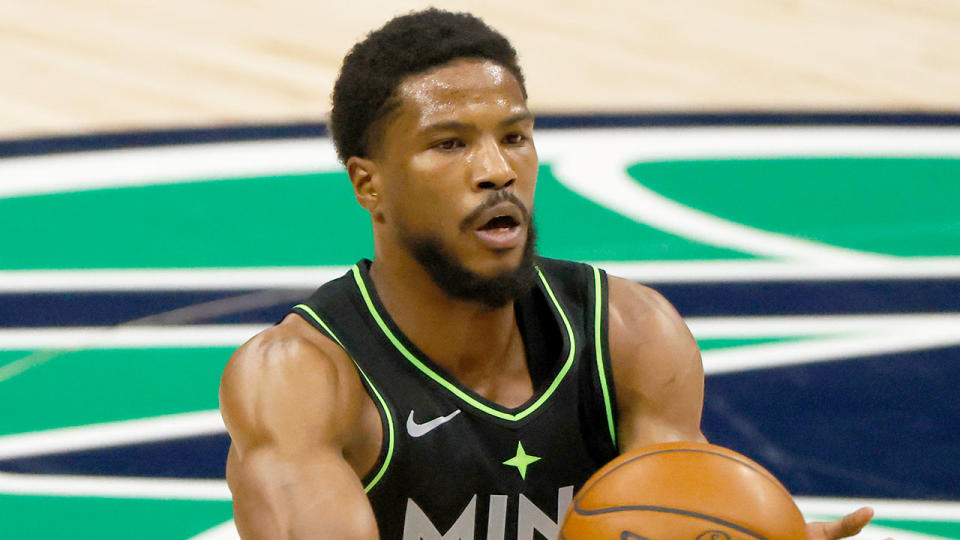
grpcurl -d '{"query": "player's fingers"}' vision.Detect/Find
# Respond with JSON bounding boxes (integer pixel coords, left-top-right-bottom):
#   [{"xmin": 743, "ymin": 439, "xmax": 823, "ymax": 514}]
[{"xmin": 829, "ymin": 507, "xmax": 875, "ymax": 538}]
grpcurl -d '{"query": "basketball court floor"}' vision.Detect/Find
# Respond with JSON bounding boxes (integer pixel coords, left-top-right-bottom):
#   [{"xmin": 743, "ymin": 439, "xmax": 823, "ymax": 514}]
[{"xmin": 1, "ymin": 1, "xmax": 959, "ymax": 538}]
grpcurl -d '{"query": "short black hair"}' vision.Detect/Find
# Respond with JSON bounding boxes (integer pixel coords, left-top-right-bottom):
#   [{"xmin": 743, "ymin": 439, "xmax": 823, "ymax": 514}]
[{"xmin": 330, "ymin": 8, "xmax": 526, "ymax": 163}]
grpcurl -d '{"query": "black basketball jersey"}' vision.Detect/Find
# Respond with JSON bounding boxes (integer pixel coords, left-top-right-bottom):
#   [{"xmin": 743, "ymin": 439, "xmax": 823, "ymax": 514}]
[{"xmin": 290, "ymin": 258, "xmax": 619, "ymax": 540}]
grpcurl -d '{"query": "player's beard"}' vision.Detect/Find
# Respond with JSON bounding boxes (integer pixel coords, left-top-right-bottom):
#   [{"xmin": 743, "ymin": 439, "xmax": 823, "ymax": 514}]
[{"xmin": 400, "ymin": 218, "xmax": 539, "ymax": 310}]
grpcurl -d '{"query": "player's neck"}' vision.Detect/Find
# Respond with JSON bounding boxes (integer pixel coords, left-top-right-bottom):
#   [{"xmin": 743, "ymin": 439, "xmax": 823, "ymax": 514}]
[{"xmin": 368, "ymin": 251, "xmax": 525, "ymax": 382}]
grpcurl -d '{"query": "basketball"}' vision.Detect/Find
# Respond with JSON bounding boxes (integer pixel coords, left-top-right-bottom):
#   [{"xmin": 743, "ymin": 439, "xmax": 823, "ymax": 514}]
[{"xmin": 560, "ymin": 441, "xmax": 808, "ymax": 540}]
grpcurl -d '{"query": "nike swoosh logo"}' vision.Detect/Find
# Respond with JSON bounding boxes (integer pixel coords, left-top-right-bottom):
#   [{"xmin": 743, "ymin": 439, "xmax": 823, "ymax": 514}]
[{"xmin": 406, "ymin": 409, "xmax": 462, "ymax": 438}]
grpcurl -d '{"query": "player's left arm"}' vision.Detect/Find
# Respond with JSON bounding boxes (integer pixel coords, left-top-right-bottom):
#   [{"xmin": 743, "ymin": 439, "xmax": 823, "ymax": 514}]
[
  {"xmin": 607, "ymin": 275, "xmax": 707, "ymax": 450},
  {"xmin": 606, "ymin": 275, "xmax": 875, "ymax": 539}
]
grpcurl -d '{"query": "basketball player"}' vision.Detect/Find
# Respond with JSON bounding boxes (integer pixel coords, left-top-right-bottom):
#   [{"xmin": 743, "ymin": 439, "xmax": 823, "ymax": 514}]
[{"xmin": 220, "ymin": 9, "xmax": 877, "ymax": 539}]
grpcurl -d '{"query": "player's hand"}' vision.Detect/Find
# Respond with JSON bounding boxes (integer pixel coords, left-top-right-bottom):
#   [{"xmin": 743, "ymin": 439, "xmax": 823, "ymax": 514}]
[{"xmin": 806, "ymin": 507, "xmax": 881, "ymax": 539}]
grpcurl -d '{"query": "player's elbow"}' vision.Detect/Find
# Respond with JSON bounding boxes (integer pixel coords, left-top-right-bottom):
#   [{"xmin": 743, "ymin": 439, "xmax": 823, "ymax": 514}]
[
  {"xmin": 289, "ymin": 505, "xmax": 379, "ymax": 540},
  {"xmin": 233, "ymin": 496, "xmax": 378, "ymax": 540}
]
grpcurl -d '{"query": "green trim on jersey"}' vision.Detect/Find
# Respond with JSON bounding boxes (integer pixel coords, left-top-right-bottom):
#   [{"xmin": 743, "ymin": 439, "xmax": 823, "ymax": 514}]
[
  {"xmin": 350, "ymin": 264, "xmax": 577, "ymax": 422},
  {"xmin": 291, "ymin": 303, "xmax": 395, "ymax": 493},
  {"xmin": 592, "ymin": 266, "xmax": 617, "ymax": 447}
]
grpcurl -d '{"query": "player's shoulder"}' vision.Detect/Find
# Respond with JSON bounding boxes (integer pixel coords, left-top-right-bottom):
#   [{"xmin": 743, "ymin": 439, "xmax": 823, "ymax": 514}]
[
  {"xmin": 607, "ymin": 274, "xmax": 687, "ymax": 338},
  {"xmin": 224, "ymin": 314, "xmax": 352, "ymax": 388},
  {"xmin": 220, "ymin": 314, "xmax": 364, "ymax": 445},
  {"xmin": 605, "ymin": 273, "xmax": 700, "ymax": 376}
]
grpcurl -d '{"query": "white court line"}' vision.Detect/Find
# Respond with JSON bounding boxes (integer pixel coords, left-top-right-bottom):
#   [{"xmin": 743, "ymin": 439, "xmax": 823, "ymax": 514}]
[
  {"xmin": 796, "ymin": 497, "xmax": 960, "ymax": 521},
  {"xmin": 1, "ymin": 315, "xmax": 958, "ymax": 379},
  {"xmin": 0, "ymin": 324, "xmax": 266, "ymax": 350},
  {"xmin": 553, "ymin": 156, "xmax": 890, "ymax": 262},
  {"xmin": 538, "ymin": 127, "xmax": 960, "ymax": 263},
  {"xmin": 0, "ymin": 415, "xmax": 956, "ymax": 532},
  {"xmin": 0, "ymin": 410, "xmax": 225, "ymax": 460},
  {"xmin": 598, "ymin": 258, "xmax": 960, "ymax": 282},
  {"xmin": 190, "ymin": 520, "xmax": 239, "ymax": 540},
  {"xmin": 3, "ymin": 128, "xmax": 959, "ymax": 265},
  {"xmin": 0, "ymin": 139, "xmax": 341, "ymax": 199},
  {"xmin": 536, "ymin": 127, "xmax": 960, "ymax": 262},
  {"xmin": 534, "ymin": 126, "xmax": 960, "ymax": 164},
  {"xmin": 689, "ymin": 314, "xmax": 960, "ymax": 373},
  {"xmin": 1, "ymin": 316, "xmax": 959, "ymax": 378},
  {"xmin": 0, "ymin": 350, "xmax": 60, "ymax": 384},
  {"xmin": 0, "ymin": 411, "xmax": 231, "ymax": 500},
  {"xmin": 0, "ymin": 258, "xmax": 958, "ymax": 292},
  {"xmin": 701, "ymin": 331, "xmax": 960, "ymax": 375},
  {"xmin": 0, "ymin": 266, "xmax": 350, "ymax": 292},
  {"xmin": 0, "ymin": 472, "xmax": 230, "ymax": 500},
  {"xmin": 0, "ymin": 412, "xmax": 229, "ymax": 500},
  {"xmin": 4, "ymin": 315, "xmax": 959, "ymax": 350},
  {"xmin": 847, "ymin": 526, "xmax": 955, "ymax": 540},
  {"xmin": 4, "ymin": 127, "xmax": 960, "ymax": 200},
  {"xmin": 0, "ymin": 315, "xmax": 957, "ymax": 384},
  {"xmin": 686, "ymin": 314, "xmax": 960, "ymax": 337}
]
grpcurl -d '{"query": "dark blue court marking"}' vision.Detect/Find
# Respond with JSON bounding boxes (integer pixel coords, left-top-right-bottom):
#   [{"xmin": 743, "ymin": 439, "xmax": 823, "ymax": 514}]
[
  {"xmin": 655, "ymin": 278, "xmax": 960, "ymax": 317},
  {"xmin": 534, "ymin": 111, "xmax": 960, "ymax": 129},
  {"xmin": 2, "ymin": 348, "xmax": 958, "ymax": 502},
  {"xmin": 3, "ymin": 278, "xmax": 957, "ymax": 327},
  {"xmin": 3, "ymin": 112, "xmax": 960, "ymax": 157},
  {"xmin": 0, "ymin": 123, "xmax": 327, "ymax": 158},
  {"xmin": 702, "ymin": 345, "xmax": 960, "ymax": 500},
  {"xmin": 0, "ymin": 433, "xmax": 229, "ymax": 479},
  {"xmin": 0, "ymin": 290, "xmax": 309, "ymax": 327}
]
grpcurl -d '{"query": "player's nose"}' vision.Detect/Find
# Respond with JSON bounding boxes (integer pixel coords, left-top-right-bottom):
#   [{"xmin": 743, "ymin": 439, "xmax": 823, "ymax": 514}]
[{"xmin": 471, "ymin": 137, "xmax": 516, "ymax": 191}]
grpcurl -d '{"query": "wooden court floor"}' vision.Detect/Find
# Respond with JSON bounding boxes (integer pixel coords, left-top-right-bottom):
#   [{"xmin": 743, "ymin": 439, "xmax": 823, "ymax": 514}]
[{"xmin": 2, "ymin": 0, "xmax": 959, "ymax": 139}]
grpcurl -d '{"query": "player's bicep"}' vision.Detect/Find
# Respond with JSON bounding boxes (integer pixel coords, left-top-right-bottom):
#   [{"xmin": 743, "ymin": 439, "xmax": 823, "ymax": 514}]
[{"xmin": 607, "ymin": 276, "xmax": 706, "ymax": 452}]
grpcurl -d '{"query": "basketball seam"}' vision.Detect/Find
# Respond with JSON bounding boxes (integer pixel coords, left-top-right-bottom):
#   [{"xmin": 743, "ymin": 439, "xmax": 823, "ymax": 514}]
[
  {"xmin": 571, "ymin": 504, "xmax": 768, "ymax": 540},
  {"xmin": 572, "ymin": 447, "xmax": 799, "ymax": 539},
  {"xmin": 577, "ymin": 448, "xmax": 787, "ymax": 502}
]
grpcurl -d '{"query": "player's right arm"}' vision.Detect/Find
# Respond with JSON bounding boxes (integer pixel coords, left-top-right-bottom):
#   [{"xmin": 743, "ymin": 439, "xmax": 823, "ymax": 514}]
[{"xmin": 220, "ymin": 325, "xmax": 378, "ymax": 540}]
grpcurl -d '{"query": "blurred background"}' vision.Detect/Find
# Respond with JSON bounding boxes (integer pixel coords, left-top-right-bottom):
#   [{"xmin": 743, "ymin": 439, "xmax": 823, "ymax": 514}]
[{"xmin": 1, "ymin": 1, "xmax": 959, "ymax": 538}]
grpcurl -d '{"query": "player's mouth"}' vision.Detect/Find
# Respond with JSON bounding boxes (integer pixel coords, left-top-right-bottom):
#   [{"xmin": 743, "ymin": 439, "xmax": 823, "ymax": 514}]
[{"xmin": 472, "ymin": 203, "xmax": 525, "ymax": 250}]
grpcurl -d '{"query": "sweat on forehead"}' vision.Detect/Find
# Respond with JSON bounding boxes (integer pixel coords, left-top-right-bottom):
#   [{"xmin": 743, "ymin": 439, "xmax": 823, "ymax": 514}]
[
  {"xmin": 399, "ymin": 59, "xmax": 514, "ymax": 100},
  {"xmin": 358, "ymin": 58, "xmax": 526, "ymax": 161},
  {"xmin": 330, "ymin": 8, "xmax": 527, "ymax": 163},
  {"xmin": 396, "ymin": 60, "xmax": 523, "ymax": 117},
  {"xmin": 362, "ymin": 60, "xmax": 528, "ymax": 156}
]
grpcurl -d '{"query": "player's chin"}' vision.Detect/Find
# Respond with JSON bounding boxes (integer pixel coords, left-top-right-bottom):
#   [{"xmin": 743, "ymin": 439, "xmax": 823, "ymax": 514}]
[{"xmin": 464, "ymin": 247, "xmax": 526, "ymax": 278}]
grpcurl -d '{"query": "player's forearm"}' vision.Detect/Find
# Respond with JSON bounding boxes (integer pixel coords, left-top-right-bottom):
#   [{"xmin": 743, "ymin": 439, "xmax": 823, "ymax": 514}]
[
  {"xmin": 232, "ymin": 483, "xmax": 378, "ymax": 539},
  {"xmin": 230, "ymin": 451, "xmax": 379, "ymax": 540},
  {"xmin": 234, "ymin": 497, "xmax": 378, "ymax": 540}
]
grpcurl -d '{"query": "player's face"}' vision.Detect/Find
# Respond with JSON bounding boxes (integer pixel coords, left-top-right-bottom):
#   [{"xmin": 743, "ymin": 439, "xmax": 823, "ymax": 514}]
[{"xmin": 373, "ymin": 59, "xmax": 538, "ymax": 279}]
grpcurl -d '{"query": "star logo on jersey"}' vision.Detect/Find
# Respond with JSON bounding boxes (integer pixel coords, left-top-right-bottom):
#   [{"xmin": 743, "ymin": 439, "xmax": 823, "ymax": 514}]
[{"xmin": 503, "ymin": 441, "xmax": 541, "ymax": 480}]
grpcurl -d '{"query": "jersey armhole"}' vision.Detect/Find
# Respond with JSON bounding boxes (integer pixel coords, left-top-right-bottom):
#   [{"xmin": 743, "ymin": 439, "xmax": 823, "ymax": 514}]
[
  {"xmin": 590, "ymin": 267, "xmax": 619, "ymax": 451},
  {"xmin": 290, "ymin": 304, "xmax": 397, "ymax": 493}
]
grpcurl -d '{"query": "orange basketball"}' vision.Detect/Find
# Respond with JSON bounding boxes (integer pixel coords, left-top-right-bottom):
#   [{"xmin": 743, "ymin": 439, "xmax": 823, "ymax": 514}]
[{"xmin": 561, "ymin": 441, "xmax": 808, "ymax": 540}]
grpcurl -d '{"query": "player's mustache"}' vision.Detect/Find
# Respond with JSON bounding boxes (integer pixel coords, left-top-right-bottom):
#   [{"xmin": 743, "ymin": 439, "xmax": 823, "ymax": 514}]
[{"xmin": 459, "ymin": 191, "xmax": 531, "ymax": 232}]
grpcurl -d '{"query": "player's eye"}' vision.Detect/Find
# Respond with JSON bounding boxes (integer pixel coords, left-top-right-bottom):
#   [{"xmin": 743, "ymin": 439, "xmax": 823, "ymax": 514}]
[
  {"xmin": 434, "ymin": 139, "xmax": 463, "ymax": 151},
  {"xmin": 503, "ymin": 133, "xmax": 526, "ymax": 145}
]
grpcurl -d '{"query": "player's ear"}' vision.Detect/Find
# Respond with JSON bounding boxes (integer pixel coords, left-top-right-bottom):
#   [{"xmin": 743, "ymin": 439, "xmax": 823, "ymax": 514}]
[{"xmin": 347, "ymin": 156, "xmax": 384, "ymax": 222}]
